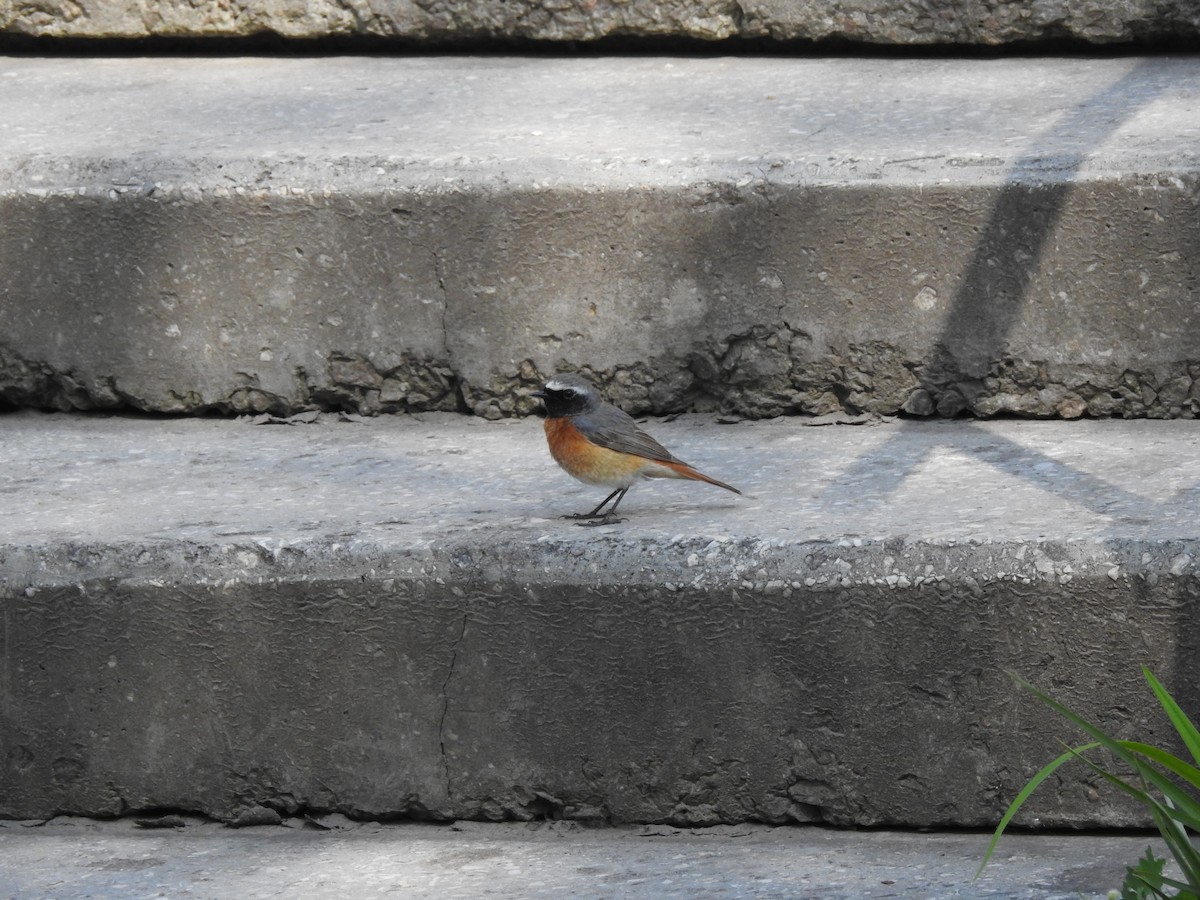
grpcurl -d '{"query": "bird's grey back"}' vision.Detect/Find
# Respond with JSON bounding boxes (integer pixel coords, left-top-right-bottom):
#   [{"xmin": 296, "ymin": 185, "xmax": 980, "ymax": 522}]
[{"xmin": 573, "ymin": 402, "xmax": 681, "ymax": 464}]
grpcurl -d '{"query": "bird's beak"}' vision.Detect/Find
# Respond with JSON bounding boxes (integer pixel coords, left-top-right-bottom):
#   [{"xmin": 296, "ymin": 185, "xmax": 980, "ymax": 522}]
[{"xmin": 531, "ymin": 390, "xmax": 545, "ymax": 399}]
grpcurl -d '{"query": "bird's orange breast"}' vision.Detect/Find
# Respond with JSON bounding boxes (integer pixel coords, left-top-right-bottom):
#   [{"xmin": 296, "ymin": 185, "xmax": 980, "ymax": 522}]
[{"xmin": 543, "ymin": 417, "xmax": 652, "ymax": 488}]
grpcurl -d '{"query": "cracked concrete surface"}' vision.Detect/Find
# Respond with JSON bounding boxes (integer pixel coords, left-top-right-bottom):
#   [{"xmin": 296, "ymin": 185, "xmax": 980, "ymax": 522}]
[
  {"xmin": 2, "ymin": 411, "xmax": 1199, "ymax": 827},
  {"xmin": 438, "ymin": 611, "xmax": 470, "ymax": 806},
  {"xmin": 4, "ymin": 57, "xmax": 1200, "ymax": 418}
]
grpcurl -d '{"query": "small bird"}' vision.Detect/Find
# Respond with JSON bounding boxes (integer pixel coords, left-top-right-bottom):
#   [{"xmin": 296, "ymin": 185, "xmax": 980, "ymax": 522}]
[{"xmin": 532, "ymin": 373, "xmax": 741, "ymax": 525}]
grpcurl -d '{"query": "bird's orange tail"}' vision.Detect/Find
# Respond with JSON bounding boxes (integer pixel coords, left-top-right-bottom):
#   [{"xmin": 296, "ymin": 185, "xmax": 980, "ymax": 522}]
[{"xmin": 658, "ymin": 459, "xmax": 742, "ymax": 495}]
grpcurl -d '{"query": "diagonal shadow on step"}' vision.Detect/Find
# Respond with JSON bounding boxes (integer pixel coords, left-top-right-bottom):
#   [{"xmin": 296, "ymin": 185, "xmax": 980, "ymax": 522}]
[
  {"xmin": 808, "ymin": 61, "xmax": 1200, "ymax": 735},
  {"xmin": 823, "ymin": 419, "xmax": 1198, "ymax": 523},
  {"xmin": 914, "ymin": 59, "xmax": 1171, "ymax": 416},
  {"xmin": 965, "ymin": 426, "xmax": 1200, "ymax": 524},
  {"xmin": 819, "ymin": 59, "xmax": 1177, "ymax": 519}
]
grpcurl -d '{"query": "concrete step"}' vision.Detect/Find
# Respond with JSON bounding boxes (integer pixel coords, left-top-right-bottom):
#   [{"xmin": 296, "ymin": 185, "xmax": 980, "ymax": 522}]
[
  {"xmin": 0, "ymin": 817, "xmax": 1175, "ymax": 900},
  {"xmin": 4, "ymin": 55, "xmax": 1200, "ymax": 420},
  {"xmin": 4, "ymin": 0, "xmax": 1196, "ymax": 47},
  {"xmin": 2, "ymin": 410, "xmax": 1198, "ymax": 827}
]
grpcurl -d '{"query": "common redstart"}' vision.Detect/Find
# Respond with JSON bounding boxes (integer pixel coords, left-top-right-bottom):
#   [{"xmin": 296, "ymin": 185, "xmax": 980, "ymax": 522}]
[{"xmin": 532, "ymin": 373, "xmax": 741, "ymax": 525}]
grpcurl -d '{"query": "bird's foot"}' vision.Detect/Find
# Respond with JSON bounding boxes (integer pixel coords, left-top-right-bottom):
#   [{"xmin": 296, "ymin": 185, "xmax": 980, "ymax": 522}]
[{"xmin": 574, "ymin": 513, "xmax": 626, "ymax": 527}]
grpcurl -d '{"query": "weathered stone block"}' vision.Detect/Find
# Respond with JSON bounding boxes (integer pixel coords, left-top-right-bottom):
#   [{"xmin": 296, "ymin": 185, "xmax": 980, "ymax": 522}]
[
  {"xmin": 3, "ymin": 57, "xmax": 1200, "ymax": 419},
  {"xmin": 2, "ymin": 0, "xmax": 1198, "ymax": 46},
  {"xmin": 1, "ymin": 413, "xmax": 1199, "ymax": 826}
]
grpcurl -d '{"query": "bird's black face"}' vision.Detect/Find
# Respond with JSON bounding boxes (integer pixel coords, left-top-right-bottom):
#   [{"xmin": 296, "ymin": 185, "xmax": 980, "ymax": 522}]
[{"xmin": 533, "ymin": 376, "xmax": 596, "ymax": 418}]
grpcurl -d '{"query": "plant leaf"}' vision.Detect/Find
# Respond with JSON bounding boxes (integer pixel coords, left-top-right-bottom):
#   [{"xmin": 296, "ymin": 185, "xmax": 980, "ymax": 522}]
[
  {"xmin": 1122, "ymin": 847, "xmax": 1166, "ymax": 900},
  {"xmin": 1069, "ymin": 749, "xmax": 1200, "ymax": 888},
  {"xmin": 975, "ymin": 742, "xmax": 1101, "ymax": 879},
  {"xmin": 1143, "ymin": 667, "xmax": 1200, "ymax": 768},
  {"xmin": 1018, "ymin": 677, "xmax": 1200, "ymax": 832},
  {"xmin": 1119, "ymin": 741, "xmax": 1200, "ymax": 792},
  {"xmin": 1112, "ymin": 745, "xmax": 1200, "ymax": 833},
  {"xmin": 982, "ymin": 672, "xmax": 1200, "ymax": 896}
]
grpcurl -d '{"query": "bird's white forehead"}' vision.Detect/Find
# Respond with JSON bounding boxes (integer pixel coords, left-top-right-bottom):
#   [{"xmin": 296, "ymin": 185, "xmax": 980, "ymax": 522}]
[{"xmin": 545, "ymin": 377, "xmax": 585, "ymax": 393}]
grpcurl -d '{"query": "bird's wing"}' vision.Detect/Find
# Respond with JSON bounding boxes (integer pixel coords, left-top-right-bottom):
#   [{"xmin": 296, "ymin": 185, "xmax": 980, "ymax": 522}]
[{"xmin": 573, "ymin": 405, "xmax": 681, "ymax": 464}]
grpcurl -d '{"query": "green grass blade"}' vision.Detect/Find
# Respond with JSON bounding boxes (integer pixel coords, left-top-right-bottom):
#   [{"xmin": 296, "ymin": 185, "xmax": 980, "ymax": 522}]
[
  {"xmin": 1150, "ymin": 872, "xmax": 1200, "ymax": 897},
  {"xmin": 1093, "ymin": 755, "xmax": 1200, "ymax": 890},
  {"xmin": 1016, "ymin": 676, "xmax": 1141, "ymax": 766},
  {"xmin": 975, "ymin": 743, "xmax": 1100, "ymax": 880},
  {"xmin": 1120, "ymin": 741, "xmax": 1200, "ymax": 791},
  {"xmin": 1143, "ymin": 666, "xmax": 1200, "ymax": 768},
  {"xmin": 1110, "ymin": 744, "xmax": 1200, "ymax": 832},
  {"xmin": 1093, "ymin": 772, "xmax": 1200, "ymax": 885},
  {"xmin": 1150, "ymin": 809, "xmax": 1200, "ymax": 886},
  {"xmin": 1073, "ymin": 746, "xmax": 1160, "ymax": 809},
  {"xmin": 1133, "ymin": 789, "xmax": 1200, "ymax": 891},
  {"xmin": 1016, "ymin": 676, "xmax": 1200, "ymax": 819},
  {"xmin": 984, "ymin": 673, "xmax": 1200, "ymax": 894},
  {"xmin": 1018, "ymin": 677, "xmax": 1200, "ymax": 886}
]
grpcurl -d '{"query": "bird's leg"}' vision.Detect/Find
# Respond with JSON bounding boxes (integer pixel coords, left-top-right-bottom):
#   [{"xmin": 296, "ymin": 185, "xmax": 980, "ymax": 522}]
[
  {"xmin": 563, "ymin": 487, "xmax": 622, "ymax": 519},
  {"xmin": 574, "ymin": 487, "xmax": 629, "ymax": 527},
  {"xmin": 563, "ymin": 487, "xmax": 627, "ymax": 525}
]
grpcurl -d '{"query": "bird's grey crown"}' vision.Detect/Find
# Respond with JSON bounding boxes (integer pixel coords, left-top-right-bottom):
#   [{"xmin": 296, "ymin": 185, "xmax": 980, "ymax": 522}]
[{"xmin": 544, "ymin": 374, "xmax": 592, "ymax": 395}]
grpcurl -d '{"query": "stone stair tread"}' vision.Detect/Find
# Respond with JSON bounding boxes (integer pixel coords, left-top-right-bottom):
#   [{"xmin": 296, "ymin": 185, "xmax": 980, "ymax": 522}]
[
  {"xmin": 4, "ymin": 56, "xmax": 1198, "ymax": 188},
  {"xmin": 4, "ymin": 55, "xmax": 1200, "ymax": 419},
  {"xmin": 3, "ymin": 411, "xmax": 1198, "ymax": 555},
  {"xmin": 0, "ymin": 817, "xmax": 1171, "ymax": 900}
]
